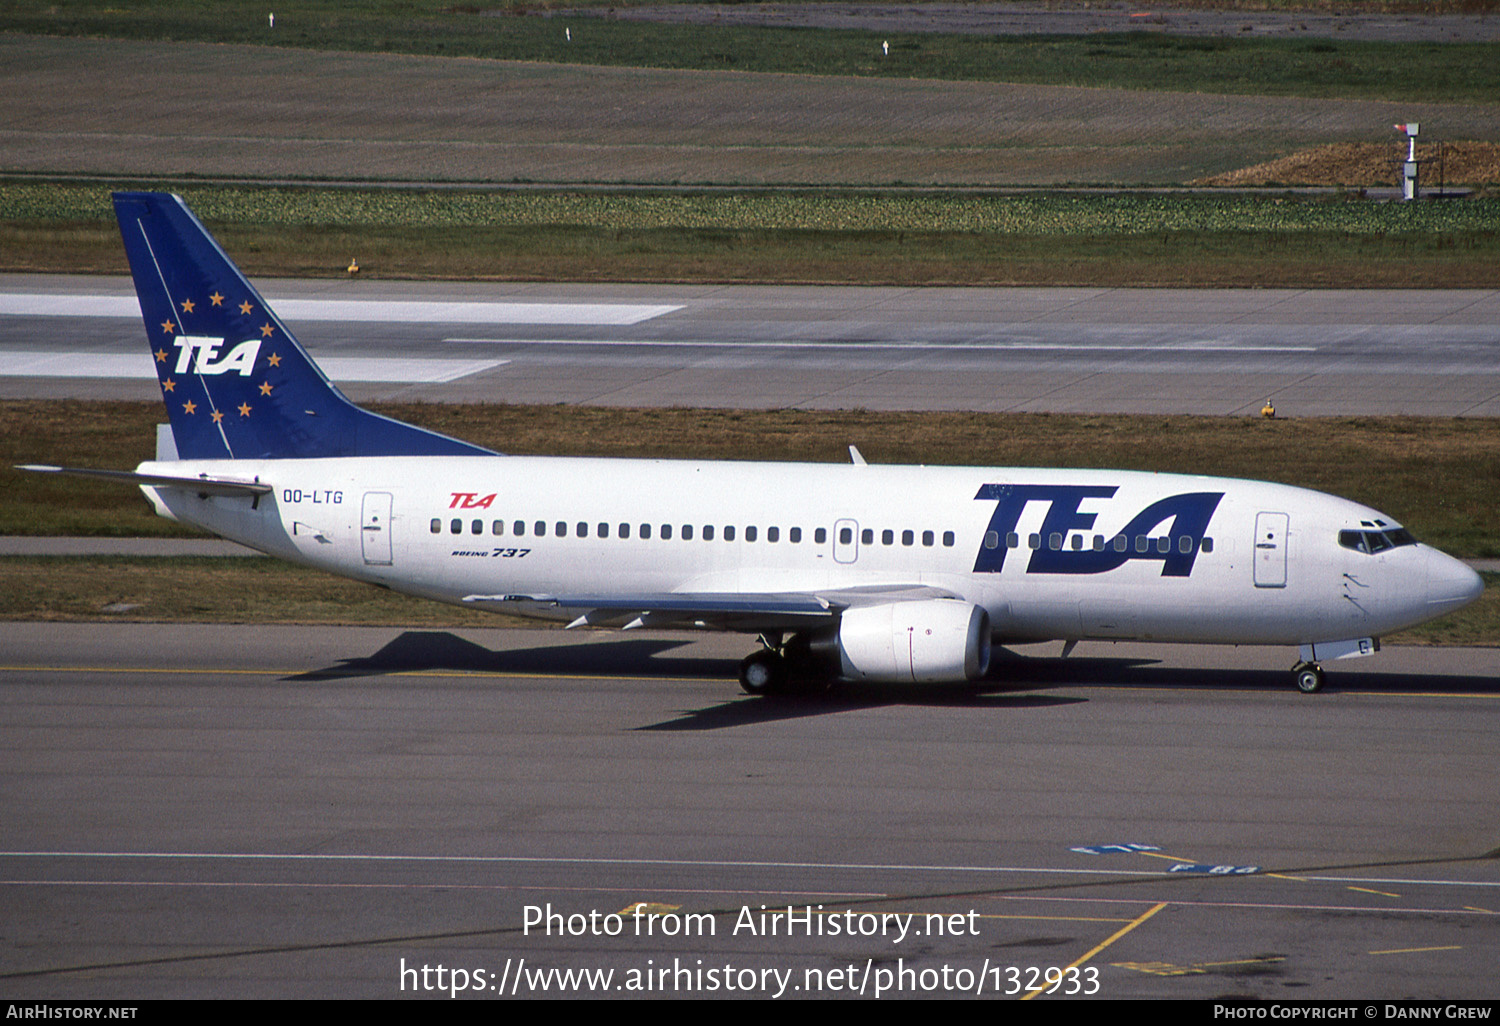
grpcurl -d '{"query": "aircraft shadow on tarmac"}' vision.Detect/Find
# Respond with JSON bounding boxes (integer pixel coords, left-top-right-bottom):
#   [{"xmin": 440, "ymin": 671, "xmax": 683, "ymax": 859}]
[{"xmin": 283, "ymin": 631, "xmax": 1500, "ymax": 731}]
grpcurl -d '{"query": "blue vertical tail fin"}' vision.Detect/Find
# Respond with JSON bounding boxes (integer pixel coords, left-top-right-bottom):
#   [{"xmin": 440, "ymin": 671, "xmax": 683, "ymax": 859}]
[{"xmin": 113, "ymin": 192, "xmax": 494, "ymax": 460}]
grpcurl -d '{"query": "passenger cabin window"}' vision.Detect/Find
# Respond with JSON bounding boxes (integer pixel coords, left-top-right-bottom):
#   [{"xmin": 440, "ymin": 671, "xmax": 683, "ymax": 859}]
[
  {"xmin": 816, "ymin": 528, "xmax": 827, "ymax": 544},
  {"xmin": 746, "ymin": 526, "xmax": 757, "ymax": 542},
  {"xmin": 493, "ymin": 520, "xmax": 504, "ymax": 535},
  {"xmin": 703, "ymin": 525, "xmax": 715, "ymax": 541},
  {"xmin": 942, "ymin": 531, "xmax": 954, "ymax": 547},
  {"xmin": 430, "ymin": 518, "xmax": 441, "ymax": 534},
  {"xmin": 790, "ymin": 528, "xmax": 802, "ymax": 543},
  {"xmin": 471, "ymin": 520, "xmax": 482, "ymax": 535},
  {"xmin": 450, "ymin": 519, "xmax": 462, "ymax": 534},
  {"xmin": 725, "ymin": 526, "xmax": 736, "ymax": 542},
  {"xmin": 767, "ymin": 527, "xmax": 779, "ymax": 543}
]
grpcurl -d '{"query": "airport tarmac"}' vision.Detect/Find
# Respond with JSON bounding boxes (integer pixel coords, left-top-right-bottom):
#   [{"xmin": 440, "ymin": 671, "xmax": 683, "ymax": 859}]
[
  {"xmin": 2, "ymin": 622, "xmax": 1497, "ymax": 999},
  {"xmin": 4, "ymin": 275, "xmax": 1500, "ymax": 416}
]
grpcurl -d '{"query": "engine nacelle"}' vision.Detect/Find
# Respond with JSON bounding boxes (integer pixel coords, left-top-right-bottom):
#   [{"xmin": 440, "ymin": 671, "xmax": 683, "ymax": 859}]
[{"xmin": 836, "ymin": 599, "xmax": 991, "ymax": 683}]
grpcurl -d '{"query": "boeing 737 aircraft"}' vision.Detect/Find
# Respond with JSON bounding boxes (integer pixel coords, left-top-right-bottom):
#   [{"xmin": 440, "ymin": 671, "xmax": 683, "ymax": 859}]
[{"xmin": 23, "ymin": 193, "xmax": 1485, "ymax": 694}]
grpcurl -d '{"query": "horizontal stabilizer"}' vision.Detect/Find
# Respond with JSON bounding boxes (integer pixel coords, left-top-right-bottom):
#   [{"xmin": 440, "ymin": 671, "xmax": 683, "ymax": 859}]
[{"xmin": 16, "ymin": 464, "xmax": 273, "ymax": 498}]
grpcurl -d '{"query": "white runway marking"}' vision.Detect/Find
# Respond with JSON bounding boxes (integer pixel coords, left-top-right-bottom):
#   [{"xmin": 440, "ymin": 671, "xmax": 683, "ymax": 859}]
[
  {"xmin": 5, "ymin": 850, "xmax": 1497, "ymax": 890},
  {"xmin": 0, "ymin": 294, "xmax": 681, "ymax": 326},
  {"xmin": 0, "ymin": 350, "xmax": 506, "ymax": 383},
  {"xmin": 447, "ymin": 337, "xmax": 1318, "ymax": 352}
]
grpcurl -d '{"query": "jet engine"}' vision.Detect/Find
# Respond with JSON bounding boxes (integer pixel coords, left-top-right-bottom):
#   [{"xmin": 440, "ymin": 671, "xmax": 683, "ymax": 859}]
[{"xmin": 835, "ymin": 599, "xmax": 991, "ymax": 683}]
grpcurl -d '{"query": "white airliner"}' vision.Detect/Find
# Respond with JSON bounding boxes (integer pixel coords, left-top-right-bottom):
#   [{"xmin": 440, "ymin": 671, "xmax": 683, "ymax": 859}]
[{"xmin": 23, "ymin": 193, "xmax": 1485, "ymax": 695}]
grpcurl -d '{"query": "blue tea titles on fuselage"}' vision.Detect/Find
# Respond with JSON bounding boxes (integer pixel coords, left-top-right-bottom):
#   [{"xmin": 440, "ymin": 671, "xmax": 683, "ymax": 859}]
[{"xmin": 972, "ymin": 484, "xmax": 1223, "ymax": 577}]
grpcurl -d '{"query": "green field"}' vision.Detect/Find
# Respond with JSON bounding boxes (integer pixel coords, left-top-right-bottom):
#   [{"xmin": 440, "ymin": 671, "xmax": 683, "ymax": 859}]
[
  {"xmin": 3, "ymin": 0, "xmax": 1498, "ymax": 102},
  {"xmin": 6, "ymin": 182, "xmax": 1499, "ymax": 287},
  {"xmin": 13, "ymin": 184, "xmax": 1500, "ymax": 234}
]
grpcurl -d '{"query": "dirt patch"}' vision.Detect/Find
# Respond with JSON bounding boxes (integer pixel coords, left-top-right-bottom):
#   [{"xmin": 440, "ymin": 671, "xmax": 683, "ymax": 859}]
[
  {"xmin": 1196, "ymin": 140, "xmax": 1500, "ymax": 185},
  {"xmin": 6, "ymin": 35, "xmax": 1499, "ymax": 186}
]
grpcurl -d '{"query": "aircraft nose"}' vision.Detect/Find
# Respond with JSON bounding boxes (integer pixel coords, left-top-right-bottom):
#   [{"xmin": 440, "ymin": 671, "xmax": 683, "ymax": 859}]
[{"xmin": 1424, "ymin": 548, "xmax": 1485, "ymax": 618}]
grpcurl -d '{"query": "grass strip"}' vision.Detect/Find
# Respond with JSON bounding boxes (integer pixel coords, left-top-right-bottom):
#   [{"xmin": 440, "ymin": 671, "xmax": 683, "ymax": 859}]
[
  {"xmin": 5, "ymin": 183, "xmax": 1499, "ymax": 287},
  {"xmin": 11, "ymin": 184, "xmax": 1500, "ymax": 233},
  {"xmin": 0, "ymin": 556, "xmax": 520, "ymax": 627},
  {"xmin": 3, "ymin": 1, "xmax": 1498, "ymax": 102},
  {"xmin": 1, "ymin": 557, "xmax": 1492, "ymax": 644},
  {"xmin": 6, "ymin": 402, "xmax": 1497, "ymax": 559}
]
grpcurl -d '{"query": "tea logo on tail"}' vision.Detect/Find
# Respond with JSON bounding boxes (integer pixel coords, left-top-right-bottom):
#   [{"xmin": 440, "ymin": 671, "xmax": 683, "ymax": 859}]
[{"xmin": 171, "ymin": 337, "xmax": 261, "ymax": 376}]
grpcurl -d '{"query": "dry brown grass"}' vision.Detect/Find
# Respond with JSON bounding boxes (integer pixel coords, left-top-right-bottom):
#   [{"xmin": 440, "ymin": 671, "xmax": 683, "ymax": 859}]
[
  {"xmin": 1197, "ymin": 141, "xmax": 1500, "ymax": 186},
  {"xmin": 6, "ymin": 401, "xmax": 1497, "ymax": 557}
]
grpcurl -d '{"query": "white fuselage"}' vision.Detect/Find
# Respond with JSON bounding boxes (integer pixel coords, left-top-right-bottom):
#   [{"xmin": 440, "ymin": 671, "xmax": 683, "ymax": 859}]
[{"xmin": 137, "ymin": 455, "xmax": 1480, "ymax": 648}]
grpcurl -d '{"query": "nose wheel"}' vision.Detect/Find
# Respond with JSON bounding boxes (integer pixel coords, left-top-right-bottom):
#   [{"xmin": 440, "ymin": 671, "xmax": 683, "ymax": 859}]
[{"xmin": 1292, "ymin": 661, "xmax": 1325, "ymax": 694}]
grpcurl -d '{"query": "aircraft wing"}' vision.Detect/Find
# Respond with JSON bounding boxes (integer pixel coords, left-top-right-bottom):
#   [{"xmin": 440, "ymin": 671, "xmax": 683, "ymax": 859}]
[
  {"xmin": 17, "ymin": 464, "xmax": 274, "ymax": 498},
  {"xmin": 463, "ymin": 584, "xmax": 960, "ymax": 631}
]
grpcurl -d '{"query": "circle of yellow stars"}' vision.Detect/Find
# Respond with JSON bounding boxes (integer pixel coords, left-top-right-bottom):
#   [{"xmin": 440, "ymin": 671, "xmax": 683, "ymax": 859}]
[{"xmin": 152, "ymin": 292, "xmax": 281, "ymax": 421}]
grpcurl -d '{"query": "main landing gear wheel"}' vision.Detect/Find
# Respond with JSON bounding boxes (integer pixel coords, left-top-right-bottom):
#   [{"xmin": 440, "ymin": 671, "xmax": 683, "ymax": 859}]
[
  {"xmin": 739, "ymin": 650, "xmax": 788, "ymax": 695},
  {"xmin": 1292, "ymin": 661, "xmax": 1325, "ymax": 694}
]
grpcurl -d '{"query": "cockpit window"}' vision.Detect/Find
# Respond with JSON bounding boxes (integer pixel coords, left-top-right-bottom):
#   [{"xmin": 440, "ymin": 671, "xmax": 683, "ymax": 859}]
[{"xmin": 1340, "ymin": 527, "xmax": 1418, "ymax": 555}]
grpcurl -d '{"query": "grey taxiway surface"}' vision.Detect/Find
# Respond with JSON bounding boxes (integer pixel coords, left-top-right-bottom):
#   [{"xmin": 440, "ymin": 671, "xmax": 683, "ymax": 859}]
[
  {"xmin": 5, "ymin": 277, "xmax": 1498, "ymax": 998},
  {"xmin": 3, "ymin": 622, "xmax": 1498, "ymax": 999},
  {"xmin": 5, "ymin": 274, "xmax": 1500, "ymax": 415}
]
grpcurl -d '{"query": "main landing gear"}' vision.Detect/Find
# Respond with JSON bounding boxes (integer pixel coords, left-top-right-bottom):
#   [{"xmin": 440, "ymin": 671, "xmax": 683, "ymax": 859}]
[
  {"xmin": 738, "ymin": 633, "xmax": 828, "ymax": 696},
  {"xmin": 1291, "ymin": 661, "xmax": 1325, "ymax": 694},
  {"xmin": 738, "ymin": 649, "xmax": 788, "ymax": 695}
]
